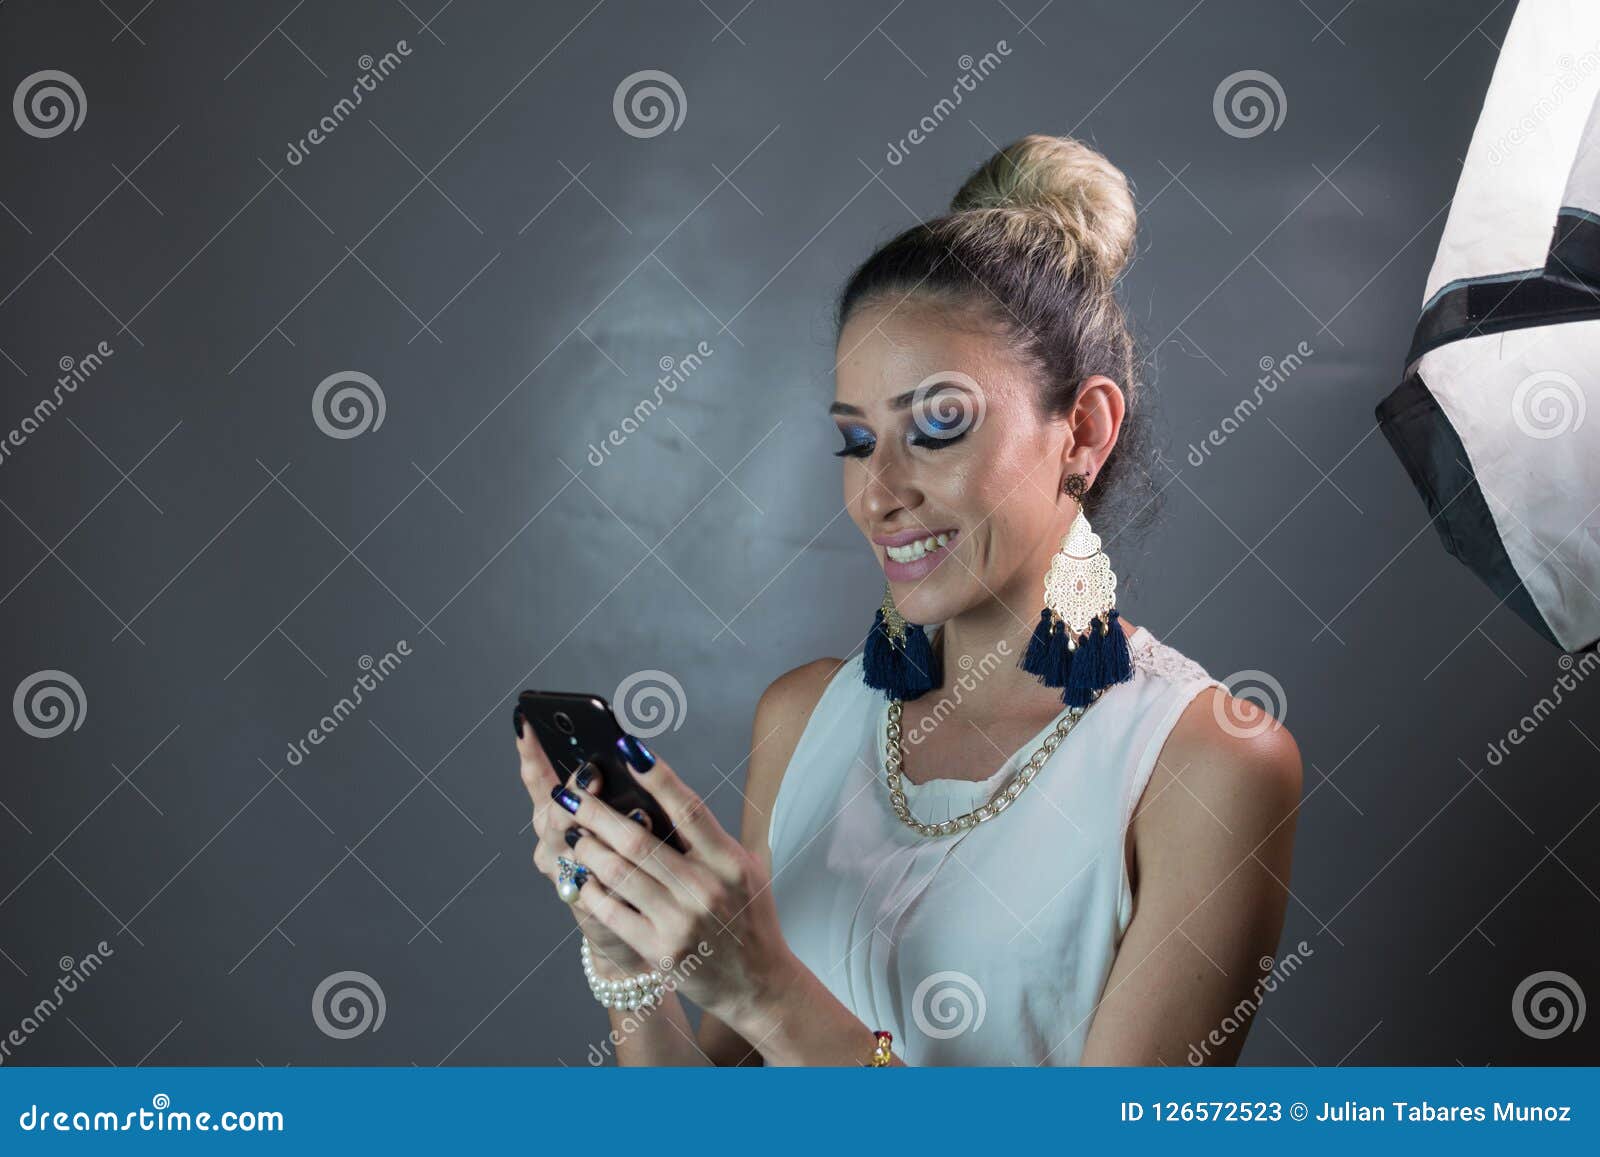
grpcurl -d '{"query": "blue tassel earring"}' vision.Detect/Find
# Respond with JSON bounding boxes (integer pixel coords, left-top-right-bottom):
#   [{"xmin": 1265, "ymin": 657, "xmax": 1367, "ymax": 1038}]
[
  {"xmin": 863, "ymin": 583, "xmax": 940, "ymax": 701},
  {"xmin": 1019, "ymin": 471, "xmax": 1135, "ymax": 708}
]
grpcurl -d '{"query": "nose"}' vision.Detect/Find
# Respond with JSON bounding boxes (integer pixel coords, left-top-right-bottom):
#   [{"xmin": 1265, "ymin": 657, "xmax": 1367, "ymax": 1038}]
[{"xmin": 858, "ymin": 447, "xmax": 922, "ymax": 523}]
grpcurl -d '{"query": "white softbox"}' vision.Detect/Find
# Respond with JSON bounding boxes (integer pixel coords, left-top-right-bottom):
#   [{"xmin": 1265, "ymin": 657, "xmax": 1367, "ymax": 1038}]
[{"xmin": 1377, "ymin": 0, "xmax": 1600, "ymax": 653}]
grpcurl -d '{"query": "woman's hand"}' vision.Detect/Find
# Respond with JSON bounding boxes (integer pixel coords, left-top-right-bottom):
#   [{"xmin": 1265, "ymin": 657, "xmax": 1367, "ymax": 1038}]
[
  {"xmin": 515, "ymin": 708, "xmax": 654, "ymax": 978},
  {"xmin": 542, "ymin": 738, "xmax": 800, "ymax": 1030}
]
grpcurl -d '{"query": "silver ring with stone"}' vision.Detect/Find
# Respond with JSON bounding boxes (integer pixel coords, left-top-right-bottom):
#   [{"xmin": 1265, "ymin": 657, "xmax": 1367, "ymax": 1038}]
[{"xmin": 555, "ymin": 855, "xmax": 589, "ymax": 904}]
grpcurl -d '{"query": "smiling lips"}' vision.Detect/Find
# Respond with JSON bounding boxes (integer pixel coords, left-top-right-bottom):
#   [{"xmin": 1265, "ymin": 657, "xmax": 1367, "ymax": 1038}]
[{"xmin": 877, "ymin": 529, "xmax": 958, "ymax": 581}]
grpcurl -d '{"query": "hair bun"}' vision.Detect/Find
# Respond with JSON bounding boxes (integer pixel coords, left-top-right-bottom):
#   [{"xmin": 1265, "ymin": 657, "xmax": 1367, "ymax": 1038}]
[{"xmin": 949, "ymin": 134, "xmax": 1137, "ymax": 281}]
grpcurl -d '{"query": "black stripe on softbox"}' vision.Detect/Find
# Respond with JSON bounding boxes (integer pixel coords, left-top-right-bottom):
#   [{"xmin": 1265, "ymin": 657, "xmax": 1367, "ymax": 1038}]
[{"xmin": 1374, "ymin": 371, "xmax": 1563, "ymax": 649}]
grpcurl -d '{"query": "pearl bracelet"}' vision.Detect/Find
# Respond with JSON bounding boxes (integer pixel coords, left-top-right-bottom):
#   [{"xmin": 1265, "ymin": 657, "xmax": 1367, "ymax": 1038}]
[{"xmin": 580, "ymin": 937, "xmax": 665, "ymax": 1010}]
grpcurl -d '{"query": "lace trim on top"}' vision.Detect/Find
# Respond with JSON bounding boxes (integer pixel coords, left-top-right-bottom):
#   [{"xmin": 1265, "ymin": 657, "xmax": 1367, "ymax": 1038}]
[{"xmin": 1129, "ymin": 629, "xmax": 1211, "ymax": 687}]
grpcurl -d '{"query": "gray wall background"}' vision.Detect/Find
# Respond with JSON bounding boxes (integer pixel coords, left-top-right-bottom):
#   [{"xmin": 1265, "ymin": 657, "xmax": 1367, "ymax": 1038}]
[{"xmin": 1, "ymin": 0, "xmax": 1596, "ymax": 1066}]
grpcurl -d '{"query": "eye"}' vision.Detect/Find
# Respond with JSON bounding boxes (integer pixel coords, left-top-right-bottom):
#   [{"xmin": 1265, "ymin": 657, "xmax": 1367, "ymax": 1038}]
[
  {"xmin": 908, "ymin": 413, "xmax": 969, "ymax": 449},
  {"xmin": 909, "ymin": 426, "xmax": 968, "ymax": 450},
  {"xmin": 834, "ymin": 424, "xmax": 876, "ymax": 458},
  {"xmin": 909, "ymin": 392, "xmax": 977, "ymax": 448}
]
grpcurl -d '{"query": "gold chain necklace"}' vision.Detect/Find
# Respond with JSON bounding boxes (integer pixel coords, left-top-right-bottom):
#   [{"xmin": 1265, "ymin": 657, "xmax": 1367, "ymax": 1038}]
[{"xmin": 882, "ymin": 696, "xmax": 1094, "ymax": 838}]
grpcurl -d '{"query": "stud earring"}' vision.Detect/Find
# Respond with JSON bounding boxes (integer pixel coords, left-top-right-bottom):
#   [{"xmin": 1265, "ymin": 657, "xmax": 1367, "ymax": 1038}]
[
  {"xmin": 1019, "ymin": 472, "xmax": 1134, "ymax": 708},
  {"xmin": 863, "ymin": 582, "xmax": 940, "ymax": 700}
]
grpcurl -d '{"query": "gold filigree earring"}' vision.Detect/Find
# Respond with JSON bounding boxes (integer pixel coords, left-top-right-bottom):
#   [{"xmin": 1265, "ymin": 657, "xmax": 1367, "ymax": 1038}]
[{"xmin": 1018, "ymin": 471, "xmax": 1134, "ymax": 707}]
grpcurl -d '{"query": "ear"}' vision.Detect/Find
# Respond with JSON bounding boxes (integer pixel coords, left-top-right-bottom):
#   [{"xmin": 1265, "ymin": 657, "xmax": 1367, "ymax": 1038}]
[{"xmin": 1060, "ymin": 375, "xmax": 1125, "ymax": 480}]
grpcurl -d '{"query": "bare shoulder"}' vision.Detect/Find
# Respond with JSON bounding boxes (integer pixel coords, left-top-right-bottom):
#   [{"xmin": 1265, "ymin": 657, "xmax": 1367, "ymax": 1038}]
[
  {"xmin": 1133, "ymin": 685, "xmax": 1304, "ymax": 869},
  {"xmin": 738, "ymin": 657, "xmax": 848, "ymax": 862}
]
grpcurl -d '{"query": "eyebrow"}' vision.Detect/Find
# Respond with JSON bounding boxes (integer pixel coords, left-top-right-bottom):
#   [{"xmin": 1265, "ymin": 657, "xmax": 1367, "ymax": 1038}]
[{"xmin": 828, "ymin": 382, "xmax": 974, "ymax": 418}]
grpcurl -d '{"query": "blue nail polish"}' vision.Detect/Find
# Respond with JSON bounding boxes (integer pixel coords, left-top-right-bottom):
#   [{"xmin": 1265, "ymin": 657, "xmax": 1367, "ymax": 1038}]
[
  {"xmin": 551, "ymin": 785, "xmax": 580, "ymax": 814},
  {"xmin": 513, "ymin": 706, "xmax": 525, "ymax": 738},
  {"xmin": 620, "ymin": 733, "xmax": 656, "ymax": 772}
]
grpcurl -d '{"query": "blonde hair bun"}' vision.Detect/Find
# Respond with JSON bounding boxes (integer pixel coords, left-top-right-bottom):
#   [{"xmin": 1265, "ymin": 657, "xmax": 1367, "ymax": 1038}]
[{"xmin": 949, "ymin": 134, "xmax": 1137, "ymax": 281}]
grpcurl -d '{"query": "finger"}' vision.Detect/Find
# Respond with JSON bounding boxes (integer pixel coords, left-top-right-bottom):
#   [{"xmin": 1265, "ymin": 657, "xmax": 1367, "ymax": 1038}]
[
  {"xmin": 617, "ymin": 738, "xmax": 740, "ymax": 872},
  {"xmin": 535, "ymin": 842, "xmax": 645, "ymax": 919},
  {"xmin": 552, "ymin": 778, "xmax": 718, "ymax": 907},
  {"xmin": 514, "ymin": 704, "xmax": 561, "ymax": 805},
  {"xmin": 568, "ymin": 871, "xmax": 654, "ymax": 953},
  {"xmin": 568, "ymin": 830, "xmax": 673, "ymax": 915}
]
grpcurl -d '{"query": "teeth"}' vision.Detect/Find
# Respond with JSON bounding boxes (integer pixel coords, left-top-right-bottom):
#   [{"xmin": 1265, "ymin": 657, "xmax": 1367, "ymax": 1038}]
[{"xmin": 886, "ymin": 532, "xmax": 951, "ymax": 563}]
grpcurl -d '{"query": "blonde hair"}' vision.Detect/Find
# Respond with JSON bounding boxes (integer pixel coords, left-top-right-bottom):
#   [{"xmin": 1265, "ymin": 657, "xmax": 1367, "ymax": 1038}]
[{"xmin": 946, "ymin": 133, "xmax": 1138, "ymax": 283}]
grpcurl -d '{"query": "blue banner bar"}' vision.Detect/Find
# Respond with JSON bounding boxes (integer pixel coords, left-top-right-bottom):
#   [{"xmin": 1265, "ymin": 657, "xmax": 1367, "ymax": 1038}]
[{"xmin": 1, "ymin": 1067, "xmax": 1596, "ymax": 1152}]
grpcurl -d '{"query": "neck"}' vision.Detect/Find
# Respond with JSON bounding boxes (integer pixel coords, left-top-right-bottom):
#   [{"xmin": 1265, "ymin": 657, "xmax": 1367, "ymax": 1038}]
[{"xmin": 926, "ymin": 583, "xmax": 1059, "ymax": 716}]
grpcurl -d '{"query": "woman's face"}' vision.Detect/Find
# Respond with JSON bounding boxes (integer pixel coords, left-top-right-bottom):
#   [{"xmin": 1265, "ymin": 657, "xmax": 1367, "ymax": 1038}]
[{"xmin": 832, "ymin": 298, "xmax": 1110, "ymax": 628}]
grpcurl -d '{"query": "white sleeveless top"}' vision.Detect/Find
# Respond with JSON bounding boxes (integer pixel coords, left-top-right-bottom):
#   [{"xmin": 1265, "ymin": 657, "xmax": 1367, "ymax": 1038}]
[{"xmin": 767, "ymin": 625, "xmax": 1225, "ymax": 1066}]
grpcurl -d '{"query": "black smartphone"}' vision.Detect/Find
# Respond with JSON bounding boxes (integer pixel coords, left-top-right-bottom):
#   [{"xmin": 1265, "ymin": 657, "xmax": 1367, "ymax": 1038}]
[{"xmin": 517, "ymin": 689, "xmax": 685, "ymax": 853}]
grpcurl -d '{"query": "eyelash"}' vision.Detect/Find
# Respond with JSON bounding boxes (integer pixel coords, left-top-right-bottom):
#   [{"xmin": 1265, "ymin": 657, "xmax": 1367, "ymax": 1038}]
[{"xmin": 832, "ymin": 428, "xmax": 968, "ymax": 458}]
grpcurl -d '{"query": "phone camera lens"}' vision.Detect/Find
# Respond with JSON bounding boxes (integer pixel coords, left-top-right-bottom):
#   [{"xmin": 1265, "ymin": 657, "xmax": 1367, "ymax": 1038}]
[{"xmin": 552, "ymin": 711, "xmax": 575, "ymax": 735}]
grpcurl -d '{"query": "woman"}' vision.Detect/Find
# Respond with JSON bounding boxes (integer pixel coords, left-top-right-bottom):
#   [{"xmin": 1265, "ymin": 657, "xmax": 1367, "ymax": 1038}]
[{"xmin": 517, "ymin": 134, "xmax": 1303, "ymax": 1066}]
